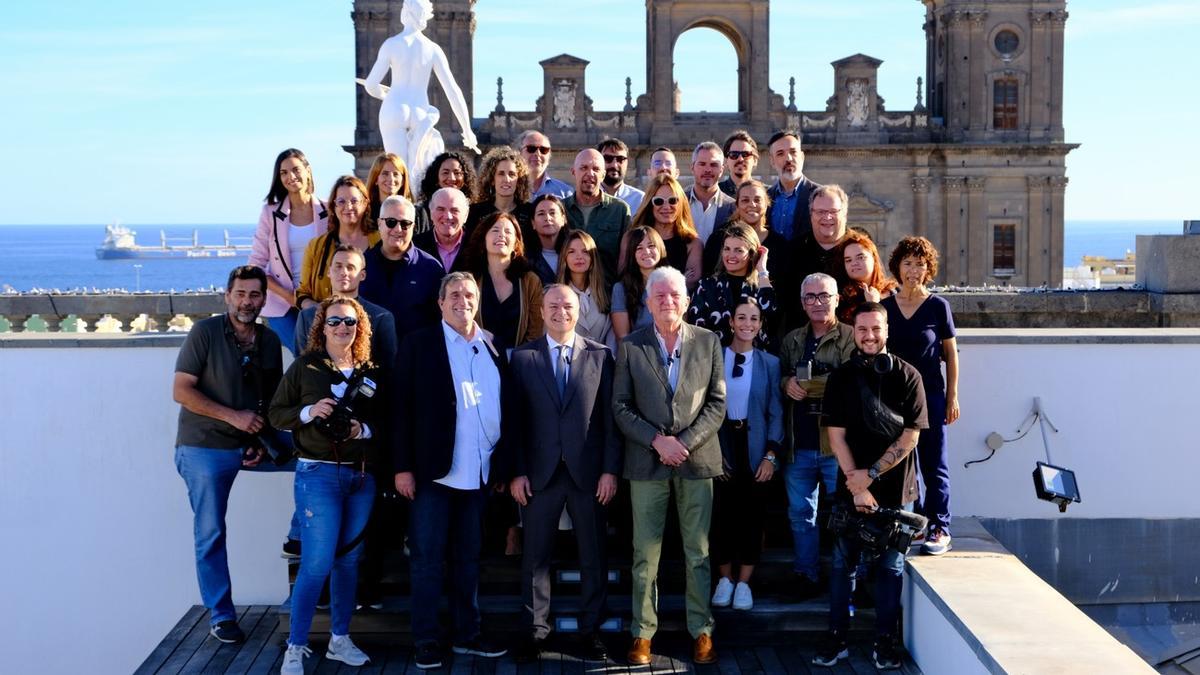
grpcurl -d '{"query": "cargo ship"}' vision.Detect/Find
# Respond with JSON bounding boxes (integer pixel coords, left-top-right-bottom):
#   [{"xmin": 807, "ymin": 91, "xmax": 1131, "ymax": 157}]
[{"xmin": 95, "ymin": 224, "xmax": 252, "ymax": 260}]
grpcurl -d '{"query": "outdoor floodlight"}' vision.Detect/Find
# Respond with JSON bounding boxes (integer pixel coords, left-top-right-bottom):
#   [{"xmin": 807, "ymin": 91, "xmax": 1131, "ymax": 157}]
[{"xmin": 1032, "ymin": 461, "xmax": 1081, "ymax": 512}]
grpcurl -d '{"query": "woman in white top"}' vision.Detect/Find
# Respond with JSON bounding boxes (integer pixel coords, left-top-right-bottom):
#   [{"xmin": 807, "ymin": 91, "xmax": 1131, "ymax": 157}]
[
  {"xmin": 556, "ymin": 229, "xmax": 616, "ymax": 351},
  {"xmin": 249, "ymin": 148, "xmax": 328, "ymax": 353}
]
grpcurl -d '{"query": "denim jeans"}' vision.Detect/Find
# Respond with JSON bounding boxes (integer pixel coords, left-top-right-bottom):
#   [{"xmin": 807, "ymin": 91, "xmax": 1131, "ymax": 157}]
[
  {"xmin": 408, "ymin": 482, "xmax": 489, "ymax": 645},
  {"xmin": 784, "ymin": 449, "xmax": 840, "ymax": 579},
  {"xmin": 266, "ymin": 308, "xmax": 299, "ymax": 356},
  {"xmin": 174, "ymin": 444, "xmax": 301, "ymax": 625},
  {"xmin": 288, "ymin": 461, "xmax": 376, "ymax": 646},
  {"xmin": 828, "ymin": 501, "xmax": 913, "ymax": 638}
]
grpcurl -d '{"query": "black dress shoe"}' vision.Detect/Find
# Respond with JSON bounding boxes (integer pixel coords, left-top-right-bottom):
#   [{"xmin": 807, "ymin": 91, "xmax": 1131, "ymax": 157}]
[
  {"xmin": 512, "ymin": 637, "xmax": 545, "ymax": 663},
  {"xmin": 577, "ymin": 633, "xmax": 608, "ymax": 661}
]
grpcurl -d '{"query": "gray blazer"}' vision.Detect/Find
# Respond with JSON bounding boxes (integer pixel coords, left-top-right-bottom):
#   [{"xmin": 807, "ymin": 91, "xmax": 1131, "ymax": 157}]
[
  {"xmin": 613, "ymin": 322, "xmax": 727, "ymax": 480},
  {"xmin": 509, "ymin": 335, "xmax": 621, "ymax": 492},
  {"xmin": 719, "ymin": 349, "xmax": 784, "ymax": 470}
]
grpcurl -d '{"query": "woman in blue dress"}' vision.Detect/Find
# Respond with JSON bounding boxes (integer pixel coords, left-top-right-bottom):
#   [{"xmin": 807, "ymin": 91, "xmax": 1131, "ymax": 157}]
[{"xmin": 881, "ymin": 236, "xmax": 960, "ymax": 556}]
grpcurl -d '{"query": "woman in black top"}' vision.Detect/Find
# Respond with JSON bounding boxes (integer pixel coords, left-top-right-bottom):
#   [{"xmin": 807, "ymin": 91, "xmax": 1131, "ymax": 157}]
[
  {"xmin": 688, "ymin": 223, "xmax": 777, "ymax": 346},
  {"xmin": 628, "ymin": 175, "xmax": 702, "ymax": 289},
  {"xmin": 465, "ymin": 146, "xmax": 533, "ymax": 235}
]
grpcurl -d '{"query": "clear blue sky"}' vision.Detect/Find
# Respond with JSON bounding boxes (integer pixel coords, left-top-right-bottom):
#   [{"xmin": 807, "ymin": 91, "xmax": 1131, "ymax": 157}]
[{"xmin": 1, "ymin": 0, "xmax": 1195, "ymax": 224}]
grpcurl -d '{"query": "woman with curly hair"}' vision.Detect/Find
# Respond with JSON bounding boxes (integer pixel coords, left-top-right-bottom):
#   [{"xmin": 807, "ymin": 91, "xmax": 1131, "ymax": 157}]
[
  {"xmin": 466, "ymin": 146, "xmax": 533, "ymax": 235},
  {"xmin": 688, "ymin": 223, "xmax": 776, "ymax": 346},
  {"xmin": 414, "ymin": 151, "xmax": 477, "ymax": 232},
  {"xmin": 610, "ymin": 226, "xmax": 668, "ymax": 342},
  {"xmin": 882, "ymin": 236, "xmax": 960, "ymax": 557},
  {"xmin": 463, "ymin": 211, "xmax": 544, "ymax": 355},
  {"xmin": 366, "ymin": 152, "xmax": 430, "ymax": 234},
  {"xmin": 296, "ymin": 176, "xmax": 380, "ymax": 309},
  {"xmin": 270, "ymin": 296, "xmax": 384, "ymax": 671},
  {"xmin": 834, "ymin": 230, "xmax": 898, "ymax": 323},
  {"xmin": 557, "ymin": 229, "xmax": 615, "ymax": 351},
  {"xmin": 628, "ymin": 174, "xmax": 702, "ymax": 288}
]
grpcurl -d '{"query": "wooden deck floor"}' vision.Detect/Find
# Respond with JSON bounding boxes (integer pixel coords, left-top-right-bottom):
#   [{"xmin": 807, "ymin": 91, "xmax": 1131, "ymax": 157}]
[{"xmin": 137, "ymin": 606, "xmax": 921, "ymax": 674}]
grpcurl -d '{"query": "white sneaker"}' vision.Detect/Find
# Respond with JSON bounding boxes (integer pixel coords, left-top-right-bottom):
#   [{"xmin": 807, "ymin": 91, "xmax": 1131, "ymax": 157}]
[
  {"xmin": 711, "ymin": 577, "xmax": 735, "ymax": 607},
  {"xmin": 280, "ymin": 644, "xmax": 311, "ymax": 675},
  {"xmin": 326, "ymin": 635, "xmax": 370, "ymax": 666},
  {"xmin": 732, "ymin": 582, "xmax": 754, "ymax": 610}
]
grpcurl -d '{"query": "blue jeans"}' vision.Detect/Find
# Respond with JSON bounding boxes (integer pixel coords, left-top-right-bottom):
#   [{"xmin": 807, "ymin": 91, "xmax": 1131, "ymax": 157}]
[
  {"xmin": 174, "ymin": 445, "xmax": 301, "ymax": 625},
  {"xmin": 828, "ymin": 501, "xmax": 913, "ymax": 638},
  {"xmin": 408, "ymin": 482, "xmax": 489, "ymax": 645},
  {"xmin": 266, "ymin": 309, "xmax": 299, "ymax": 356},
  {"xmin": 784, "ymin": 449, "xmax": 839, "ymax": 579},
  {"xmin": 288, "ymin": 462, "xmax": 376, "ymax": 646},
  {"xmin": 916, "ymin": 392, "xmax": 951, "ymax": 534}
]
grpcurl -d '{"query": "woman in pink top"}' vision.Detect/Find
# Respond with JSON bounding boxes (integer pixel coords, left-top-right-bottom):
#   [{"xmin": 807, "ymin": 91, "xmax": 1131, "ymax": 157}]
[{"xmin": 249, "ymin": 148, "xmax": 328, "ymax": 353}]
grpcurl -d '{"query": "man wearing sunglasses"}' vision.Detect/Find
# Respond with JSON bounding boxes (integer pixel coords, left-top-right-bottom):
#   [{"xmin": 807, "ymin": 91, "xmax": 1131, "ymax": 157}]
[
  {"xmin": 516, "ymin": 130, "xmax": 573, "ymax": 200},
  {"xmin": 596, "ymin": 137, "xmax": 644, "ymax": 214},
  {"xmin": 777, "ymin": 273, "xmax": 856, "ymax": 601},
  {"xmin": 359, "ymin": 195, "xmax": 444, "ymax": 347},
  {"xmin": 645, "ymin": 147, "xmax": 680, "ymax": 181},
  {"xmin": 718, "ymin": 130, "xmax": 759, "ymax": 198},
  {"xmin": 294, "ymin": 244, "xmax": 397, "ymax": 365}
]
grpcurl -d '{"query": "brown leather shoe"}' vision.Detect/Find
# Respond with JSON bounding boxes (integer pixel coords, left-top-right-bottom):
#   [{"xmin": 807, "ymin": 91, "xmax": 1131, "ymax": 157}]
[
  {"xmin": 627, "ymin": 637, "xmax": 652, "ymax": 665},
  {"xmin": 693, "ymin": 633, "xmax": 717, "ymax": 664}
]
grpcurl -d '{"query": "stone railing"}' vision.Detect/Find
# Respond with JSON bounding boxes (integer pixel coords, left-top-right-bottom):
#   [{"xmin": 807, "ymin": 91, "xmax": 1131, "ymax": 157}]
[{"xmin": 0, "ymin": 292, "xmax": 224, "ymax": 333}]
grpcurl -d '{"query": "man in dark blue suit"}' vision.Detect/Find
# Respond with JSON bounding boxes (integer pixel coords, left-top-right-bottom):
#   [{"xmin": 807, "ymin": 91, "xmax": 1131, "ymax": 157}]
[{"xmin": 508, "ymin": 285, "xmax": 621, "ymax": 662}]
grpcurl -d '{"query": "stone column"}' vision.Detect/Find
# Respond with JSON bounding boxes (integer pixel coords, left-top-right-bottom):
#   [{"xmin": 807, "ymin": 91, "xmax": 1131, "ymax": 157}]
[
  {"xmin": 966, "ymin": 177, "xmax": 987, "ymax": 285},
  {"xmin": 942, "ymin": 177, "xmax": 966, "ymax": 284},
  {"xmin": 1026, "ymin": 176, "xmax": 1048, "ymax": 286},
  {"xmin": 1028, "ymin": 10, "xmax": 1050, "ymax": 136},
  {"xmin": 912, "ymin": 177, "xmax": 933, "ymax": 238},
  {"xmin": 1048, "ymin": 10, "xmax": 1068, "ymax": 140},
  {"xmin": 946, "ymin": 11, "xmax": 970, "ymax": 136},
  {"xmin": 967, "ymin": 12, "xmax": 989, "ymax": 134},
  {"xmin": 1048, "ymin": 176, "xmax": 1068, "ymax": 287}
]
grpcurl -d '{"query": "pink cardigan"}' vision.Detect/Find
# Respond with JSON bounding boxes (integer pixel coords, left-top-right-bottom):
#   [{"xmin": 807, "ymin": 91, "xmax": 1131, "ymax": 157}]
[{"xmin": 248, "ymin": 198, "xmax": 328, "ymax": 317}]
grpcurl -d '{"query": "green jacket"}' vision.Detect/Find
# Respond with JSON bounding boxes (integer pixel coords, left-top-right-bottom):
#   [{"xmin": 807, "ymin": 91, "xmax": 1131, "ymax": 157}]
[
  {"xmin": 564, "ymin": 192, "xmax": 630, "ymax": 285},
  {"xmin": 269, "ymin": 352, "xmax": 384, "ymax": 466},
  {"xmin": 778, "ymin": 321, "xmax": 856, "ymax": 459}
]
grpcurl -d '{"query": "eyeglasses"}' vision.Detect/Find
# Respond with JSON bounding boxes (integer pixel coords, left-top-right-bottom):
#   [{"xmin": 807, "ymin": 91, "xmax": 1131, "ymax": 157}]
[
  {"xmin": 380, "ymin": 217, "xmax": 414, "ymax": 230},
  {"xmin": 334, "ymin": 198, "xmax": 364, "ymax": 209},
  {"xmin": 524, "ymin": 145, "xmax": 551, "ymax": 156},
  {"xmin": 802, "ymin": 292, "xmax": 835, "ymax": 305},
  {"xmin": 726, "ymin": 150, "xmax": 756, "ymax": 160},
  {"xmin": 812, "ymin": 208, "xmax": 843, "ymax": 218},
  {"xmin": 324, "ymin": 316, "xmax": 359, "ymax": 327},
  {"xmin": 651, "ymin": 159, "xmax": 675, "ymax": 168},
  {"xmin": 602, "ymin": 154, "xmax": 627, "ymax": 163},
  {"xmin": 651, "ymin": 196, "xmax": 679, "ymax": 207},
  {"xmin": 732, "ymin": 352, "xmax": 747, "ymax": 378}
]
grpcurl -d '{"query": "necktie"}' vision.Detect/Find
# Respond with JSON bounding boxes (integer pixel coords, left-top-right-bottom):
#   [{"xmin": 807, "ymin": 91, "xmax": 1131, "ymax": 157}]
[{"xmin": 556, "ymin": 345, "xmax": 569, "ymax": 397}]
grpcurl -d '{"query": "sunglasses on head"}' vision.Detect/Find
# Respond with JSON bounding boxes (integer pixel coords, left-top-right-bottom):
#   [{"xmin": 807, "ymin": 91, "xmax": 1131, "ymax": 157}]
[
  {"xmin": 325, "ymin": 316, "xmax": 359, "ymax": 327},
  {"xmin": 524, "ymin": 145, "xmax": 551, "ymax": 156},
  {"xmin": 380, "ymin": 217, "xmax": 414, "ymax": 230},
  {"xmin": 726, "ymin": 150, "xmax": 756, "ymax": 160},
  {"xmin": 651, "ymin": 196, "xmax": 680, "ymax": 207}
]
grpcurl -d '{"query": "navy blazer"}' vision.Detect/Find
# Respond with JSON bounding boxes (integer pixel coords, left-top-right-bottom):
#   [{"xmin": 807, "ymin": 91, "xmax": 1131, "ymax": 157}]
[
  {"xmin": 719, "ymin": 349, "xmax": 784, "ymax": 470},
  {"xmin": 766, "ymin": 175, "xmax": 821, "ymax": 243},
  {"xmin": 509, "ymin": 335, "xmax": 621, "ymax": 492},
  {"xmin": 391, "ymin": 322, "xmax": 515, "ymax": 485}
]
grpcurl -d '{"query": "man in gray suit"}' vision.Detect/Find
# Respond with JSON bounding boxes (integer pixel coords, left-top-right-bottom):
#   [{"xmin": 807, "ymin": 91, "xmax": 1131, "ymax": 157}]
[
  {"xmin": 509, "ymin": 284, "xmax": 621, "ymax": 662},
  {"xmin": 613, "ymin": 267, "xmax": 726, "ymax": 666}
]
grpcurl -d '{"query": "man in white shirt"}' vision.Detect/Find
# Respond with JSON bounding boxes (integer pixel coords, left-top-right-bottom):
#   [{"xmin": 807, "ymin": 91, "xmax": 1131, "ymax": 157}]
[{"xmin": 685, "ymin": 141, "xmax": 736, "ymax": 245}]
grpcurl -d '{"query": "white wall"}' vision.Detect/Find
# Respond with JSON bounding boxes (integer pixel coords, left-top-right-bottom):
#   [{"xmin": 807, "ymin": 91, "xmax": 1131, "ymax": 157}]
[
  {"xmin": 947, "ymin": 337, "xmax": 1200, "ymax": 519},
  {"xmin": 0, "ymin": 345, "xmax": 294, "ymax": 675}
]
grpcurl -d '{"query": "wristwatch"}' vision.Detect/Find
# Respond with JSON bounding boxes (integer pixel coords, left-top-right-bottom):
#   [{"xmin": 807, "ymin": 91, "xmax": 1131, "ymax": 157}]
[
  {"xmin": 867, "ymin": 464, "xmax": 881, "ymax": 481},
  {"xmin": 764, "ymin": 453, "xmax": 779, "ymax": 469}
]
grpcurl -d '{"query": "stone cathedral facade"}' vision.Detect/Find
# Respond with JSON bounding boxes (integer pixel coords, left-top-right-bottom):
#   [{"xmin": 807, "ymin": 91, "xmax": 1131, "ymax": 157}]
[{"xmin": 347, "ymin": 0, "xmax": 1074, "ymax": 287}]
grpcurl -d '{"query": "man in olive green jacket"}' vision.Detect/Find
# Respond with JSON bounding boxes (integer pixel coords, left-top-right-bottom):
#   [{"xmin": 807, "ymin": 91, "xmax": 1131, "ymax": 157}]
[{"xmin": 613, "ymin": 267, "xmax": 725, "ymax": 666}]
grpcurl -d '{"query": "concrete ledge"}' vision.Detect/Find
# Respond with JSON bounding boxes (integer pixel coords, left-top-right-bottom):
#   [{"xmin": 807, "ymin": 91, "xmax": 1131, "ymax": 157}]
[
  {"xmin": 905, "ymin": 517, "xmax": 1153, "ymax": 674},
  {"xmin": 0, "ymin": 333, "xmax": 187, "ymax": 349},
  {"xmin": 956, "ymin": 327, "xmax": 1200, "ymax": 345}
]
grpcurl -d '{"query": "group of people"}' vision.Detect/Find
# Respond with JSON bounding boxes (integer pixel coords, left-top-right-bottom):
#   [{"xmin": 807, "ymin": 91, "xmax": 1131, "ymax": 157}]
[{"xmin": 173, "ymin": 127, "xmax": 961, "ymax": 674}]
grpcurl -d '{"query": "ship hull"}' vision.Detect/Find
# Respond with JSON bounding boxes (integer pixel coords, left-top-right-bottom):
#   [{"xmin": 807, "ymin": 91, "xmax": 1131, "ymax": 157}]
[{"xmin": 95, "ymin": 247, "xmax": 249, "ymax": 260}]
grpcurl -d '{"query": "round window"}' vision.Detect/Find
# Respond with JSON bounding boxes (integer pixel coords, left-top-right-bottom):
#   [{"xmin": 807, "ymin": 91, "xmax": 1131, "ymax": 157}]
[{"xmin": 994, "ymin": 30, "xmax": 1020, "ymax": 56}]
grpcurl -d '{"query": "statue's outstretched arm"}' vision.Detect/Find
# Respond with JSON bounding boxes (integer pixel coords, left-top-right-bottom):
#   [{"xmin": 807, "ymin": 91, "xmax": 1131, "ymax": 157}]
[
  {"xmin": 362, "ymin": 40, "xmax": 392, "ymax": 101},
  {"xmin": 430, "ymin": 46, "xmax": 479, "ymax": 152}
]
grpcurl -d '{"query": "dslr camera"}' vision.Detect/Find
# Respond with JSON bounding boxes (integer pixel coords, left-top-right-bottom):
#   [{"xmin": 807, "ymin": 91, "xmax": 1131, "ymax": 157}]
[
  {"xmin": 314, "ymin": 376, "xmax": 377, "ymax": 442},
  {"xmin": 827, "ymin": 504, "xmax": 929, "ymax": 560}
]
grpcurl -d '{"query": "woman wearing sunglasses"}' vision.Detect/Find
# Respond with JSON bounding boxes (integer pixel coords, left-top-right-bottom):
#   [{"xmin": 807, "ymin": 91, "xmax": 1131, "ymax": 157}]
[
  {"xmin": 249, "ymin": 148, "xmax": 328, "ymax": 352},
  {"xmin": 628, "ymin": 175, "xmax": 702, "ymax": 288},
  {"xmin": 687, "ymin": 223, "xmax": 776, "ymax": 347},
  {"xmin": 296, "ymin": 176, "xmax": 381, "ymax": 309},
  {"xmin": 709, "ymin": 297, "xmax": 783, "ymax": 613},
  {"xmin": 270, "ymin": 297, "xmax": 384, "ymax": 673},
  {"xmin": 366, "ymin": 152, "xmax": 430, "ymax": 235}
]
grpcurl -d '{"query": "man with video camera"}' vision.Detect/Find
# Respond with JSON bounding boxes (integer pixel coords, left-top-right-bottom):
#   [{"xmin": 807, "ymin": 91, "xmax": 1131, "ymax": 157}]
[{"xmin": 812, "ymin": 302, "xmax": 928, "ymax": 671}]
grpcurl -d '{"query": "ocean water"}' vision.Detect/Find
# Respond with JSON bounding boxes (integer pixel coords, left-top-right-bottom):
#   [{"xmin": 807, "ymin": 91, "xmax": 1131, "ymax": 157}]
[{"xmin": 0, "ymin": 220, "xmax": 1184, "ymax": 292}]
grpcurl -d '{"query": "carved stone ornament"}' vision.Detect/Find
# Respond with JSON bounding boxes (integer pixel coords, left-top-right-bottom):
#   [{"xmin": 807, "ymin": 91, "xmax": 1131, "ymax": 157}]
[
  {"xmin": 846, "ymin": 79, "xmax": 870, "ymax": 127},
  {"xmin": 553, "ymin": 79, "xmax": 577, "ymax": 129}
]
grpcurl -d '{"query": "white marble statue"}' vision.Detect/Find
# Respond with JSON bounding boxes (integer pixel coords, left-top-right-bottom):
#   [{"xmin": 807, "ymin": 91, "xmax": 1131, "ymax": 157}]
[
  {"xmin": 846, "ymin": 79, "xmax": 869, "ymax": 128},
  {"xmin": 361, "ymin": 0, "xmax": 479, "ymax": 182},
  {"xmin": 552, "ymin": 79, "xmax": 576, "ymax": 129}
]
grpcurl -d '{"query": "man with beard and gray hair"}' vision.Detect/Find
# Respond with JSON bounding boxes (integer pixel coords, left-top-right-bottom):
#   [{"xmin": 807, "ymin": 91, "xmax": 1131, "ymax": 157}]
[
  {"xmin": 685, "ymin": 141, "xmax": 736, "ymax": 245},
  {"xmin": 765, "ymin": 130, "xmax": 821, "ymax": 243},
  {"xmin": 597, "ymin": 137, "xmax": 644, "ymax": 214}
]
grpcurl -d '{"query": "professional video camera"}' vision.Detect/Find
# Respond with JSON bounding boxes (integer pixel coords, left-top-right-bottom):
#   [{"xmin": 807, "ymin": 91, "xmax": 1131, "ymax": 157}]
[
  {"xmin": 314, "ymin": 376, "xmax": 377, "ymax": 442},
  {"xmin": 827, "ymin": 505, "xmax": 929, "ymax": 560}
]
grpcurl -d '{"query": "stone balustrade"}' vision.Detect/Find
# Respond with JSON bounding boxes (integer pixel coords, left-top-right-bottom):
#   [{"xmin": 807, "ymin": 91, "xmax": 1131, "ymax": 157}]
[{"xmin": 0, "ymin": 292, "xmax": 224, "ymax": 333}]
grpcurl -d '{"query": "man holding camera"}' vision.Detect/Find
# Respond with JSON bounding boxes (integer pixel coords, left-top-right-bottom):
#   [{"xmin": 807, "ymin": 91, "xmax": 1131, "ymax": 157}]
[
  {"xmin": 172, "ymin": 265, "xmax": 291, "ymax": 644},
  {"xmin": 812, "ymin": 302, "xmax": 927, "ymax": 671}
]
